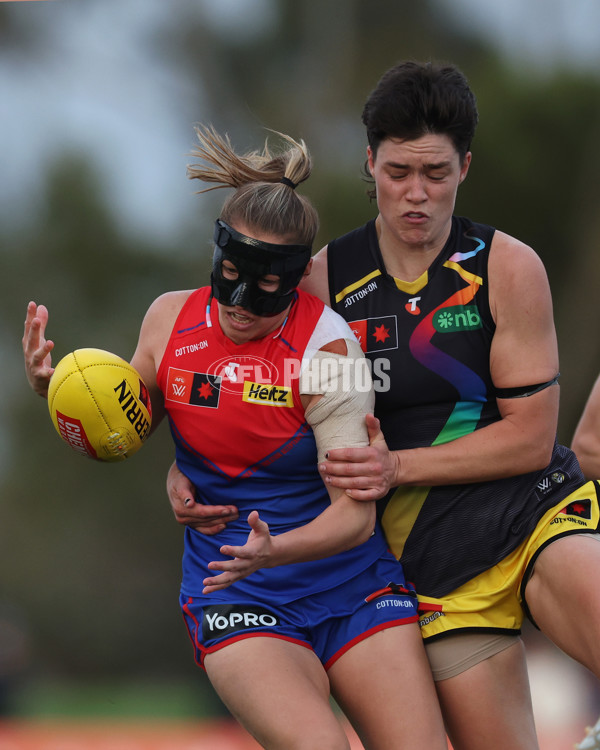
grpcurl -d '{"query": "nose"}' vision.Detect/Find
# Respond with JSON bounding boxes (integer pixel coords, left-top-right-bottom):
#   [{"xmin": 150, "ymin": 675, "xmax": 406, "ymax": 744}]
[
  {"xmin": 229, "ymin": 281, "xmax": 251, "ymax": 309},
  {"xmin": 405, "ymin": 174, "xmax": 427, "ymax": 202}
]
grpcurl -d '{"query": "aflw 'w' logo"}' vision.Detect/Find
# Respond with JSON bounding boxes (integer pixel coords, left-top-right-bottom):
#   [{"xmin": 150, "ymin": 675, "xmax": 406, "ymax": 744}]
[
  {"xmin": 536, "ymin": 471, "xmax": 564, "ymax": 494},
  {"xmin": 537, "ymin": 477, "xmax": 552, "ymax": 493},
  {"xmin": 172, "ymin": 383, "xmax": 187, "ymax": 397}
]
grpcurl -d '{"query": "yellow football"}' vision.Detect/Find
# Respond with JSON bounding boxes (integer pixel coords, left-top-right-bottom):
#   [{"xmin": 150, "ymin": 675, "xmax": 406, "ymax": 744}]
[{"xmin": 47, "ymin": 348, "xmax": 152, "ymax": 462}]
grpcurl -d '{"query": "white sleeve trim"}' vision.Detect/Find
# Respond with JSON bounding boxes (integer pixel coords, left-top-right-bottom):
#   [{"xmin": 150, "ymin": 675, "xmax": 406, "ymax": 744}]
[{"xmin": 301, "ymin": 306, "xmax": 359, "ymax": 374}]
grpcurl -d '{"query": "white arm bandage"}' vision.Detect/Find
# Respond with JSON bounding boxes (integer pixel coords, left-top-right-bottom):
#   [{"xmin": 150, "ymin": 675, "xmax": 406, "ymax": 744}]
[{"xmin": 300, "ymin": 339, "xmax": 375, "ymax": 463}]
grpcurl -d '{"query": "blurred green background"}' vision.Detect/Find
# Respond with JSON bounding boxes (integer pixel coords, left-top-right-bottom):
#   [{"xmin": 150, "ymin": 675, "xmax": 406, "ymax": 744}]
[{"xmin": 1, "ymin": 0, "xmax": 600, "ymax": 726}]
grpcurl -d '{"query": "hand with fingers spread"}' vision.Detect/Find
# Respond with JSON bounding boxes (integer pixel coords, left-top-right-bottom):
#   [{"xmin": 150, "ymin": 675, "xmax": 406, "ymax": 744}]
[
  {"xmin": 319, "ymin": 414, "xmax": 399, "ymax": 500},
  {"xmin": 202, "ymin": 510, "xmax": 271, "ymax": 593},
  {"xmin": 166, "ymin": 461, "xmax": 239, "ymax": 534},
  {"xmin": 23, "ymin": 301, "xmax": 55, "ymax": 398}
]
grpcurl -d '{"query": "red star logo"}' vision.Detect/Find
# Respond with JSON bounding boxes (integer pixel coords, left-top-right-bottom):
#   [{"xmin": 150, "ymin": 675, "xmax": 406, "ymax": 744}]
[
  {"xmin": 197, "ymin": 382, "xmax": 214, "ymax": 399},
  {"xmin": 571, "ymin": 502, "xmax": 586, "ymax": 514},
  {"xmin": 373, "ymin": 324, "xmax": 390, "ymax": 343}
]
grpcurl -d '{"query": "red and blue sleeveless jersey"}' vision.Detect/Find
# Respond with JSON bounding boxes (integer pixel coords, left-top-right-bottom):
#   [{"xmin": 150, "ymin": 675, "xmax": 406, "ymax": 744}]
[{"xmin": 157, "ymin": 286, "xmax": 387, "ymax": 603}]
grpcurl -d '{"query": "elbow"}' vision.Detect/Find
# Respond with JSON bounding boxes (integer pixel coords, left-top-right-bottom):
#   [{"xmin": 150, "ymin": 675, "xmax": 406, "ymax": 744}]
[
  {"xmin": 529, "ymin": 435, "xmax": 555, "ymax": 471},
  {"xmin": 334, "ymin": 494, "xmax": 376, "ymax": 549},
  {"xmin": 354, "ymin": 501, "xmax": 377, "ymax": 546},
  {"xmin": 357, "ymin": 526, "xmax": 375, "ymax": 547}
]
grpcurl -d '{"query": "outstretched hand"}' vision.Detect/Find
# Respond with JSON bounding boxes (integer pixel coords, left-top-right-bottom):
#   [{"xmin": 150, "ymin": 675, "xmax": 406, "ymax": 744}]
[
  {"xmin": 23, "ymin": 301, "xmax": 55, "ymax": 398},
  {"xmin": 202, "ymin": 511, "xmax": 271, "ymax": 593},
  {"xmin": 319, "ymin": 414, "xmax": 399, "ymax": 500}
]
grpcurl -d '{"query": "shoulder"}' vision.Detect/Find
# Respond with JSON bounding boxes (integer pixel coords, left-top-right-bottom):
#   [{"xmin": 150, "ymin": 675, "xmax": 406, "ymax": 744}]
[
  {"xmin": 329, "ymin": 221, "xmax": 374, "ymax": 248},
  {"xmin": 139, "ymin": 290, "xmax": 198, "ymax": 349},
  {"xmin": 299, "ymin": 247, "xmax": 330, "ymax": 305},
  {"xmin": 131, "ymin": 290, "xmax": 198, "ymax": 389},
  {"xmin": 143, "ymin": 290, "xmax": 196, "ymax": 325},
  {"xmin": 489, "ymin": 231, "xmax": 549, "ymax": 291},
  {"xmin": 490, "ymin": 231, "xmax": 545, "ymax": 271},
  {"xmin": 304, "ymin": 304, "xmax": 360, "ymax": 358},
  {"xmin": 300, "ymin": 222, "xmax": 377, "ymax": 305},
  {"xmin": 488, "ymin": 231, "xmax": 552, "ymax": 320},
  {"xmin": 317, "ymin": 304, "xmax": 355, "ymax": 338}
]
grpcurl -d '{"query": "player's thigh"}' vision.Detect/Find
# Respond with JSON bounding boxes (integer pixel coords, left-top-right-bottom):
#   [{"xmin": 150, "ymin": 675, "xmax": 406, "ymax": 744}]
[
  {"xmin": 204, "ymin": 636, "xmax": 350, "ymax": 750},
  {"xmin": 435, "ymin": 639, "xmax": 539, "ymax": 750},
  {"xmin": 526, "ymin": 533, "xmax": 600, "ymax": 675},
  {"xmin": 328, "ymin": 622, "xmax": 447, "ymax": 750}
]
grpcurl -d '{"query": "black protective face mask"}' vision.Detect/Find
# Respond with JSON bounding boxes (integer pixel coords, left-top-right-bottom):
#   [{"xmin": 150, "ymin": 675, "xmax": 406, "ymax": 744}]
[{"xmin": 210, "ymin": 219, "xmax": 312, "ymax": 317}]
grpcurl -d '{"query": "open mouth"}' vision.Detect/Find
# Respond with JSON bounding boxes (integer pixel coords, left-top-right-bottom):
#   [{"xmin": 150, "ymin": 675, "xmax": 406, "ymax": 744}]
[{"xmin": 230, "ymin": 310, "xmax": 254, "ymax": 323}]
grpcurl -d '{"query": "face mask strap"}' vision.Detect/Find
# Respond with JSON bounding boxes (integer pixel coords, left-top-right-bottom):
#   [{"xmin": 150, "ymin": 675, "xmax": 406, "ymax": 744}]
[{"xmin": 213, "ymin": 219, "xmax": 311, "ymax": 259}]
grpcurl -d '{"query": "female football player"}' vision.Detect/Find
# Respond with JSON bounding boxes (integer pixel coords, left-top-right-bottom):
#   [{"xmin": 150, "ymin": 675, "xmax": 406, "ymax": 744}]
[{"xmin": 23, "ymin": 125, "xmax": 446, "ymax": 750}]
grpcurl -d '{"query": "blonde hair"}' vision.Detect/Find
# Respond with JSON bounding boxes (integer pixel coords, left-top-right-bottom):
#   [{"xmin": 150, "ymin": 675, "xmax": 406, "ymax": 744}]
[{"xmin": 187, "ymin": 125, "xmax": 319, "ymax": 247}]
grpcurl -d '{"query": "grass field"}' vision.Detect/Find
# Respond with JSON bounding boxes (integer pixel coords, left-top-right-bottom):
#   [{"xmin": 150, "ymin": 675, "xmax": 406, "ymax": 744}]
[
  {"xmin": 0, "ymin": 716, "xmax": 590, "ymax": 750},
  {"xmin": 0, "ymin": 672, "xmax": 594, "ymax": 749}
]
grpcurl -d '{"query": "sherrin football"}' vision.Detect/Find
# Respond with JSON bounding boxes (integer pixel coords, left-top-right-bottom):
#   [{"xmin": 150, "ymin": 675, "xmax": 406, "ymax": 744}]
[{"xmin": 47, "ymin": 348, "xmax": 152, "ymax": 462}]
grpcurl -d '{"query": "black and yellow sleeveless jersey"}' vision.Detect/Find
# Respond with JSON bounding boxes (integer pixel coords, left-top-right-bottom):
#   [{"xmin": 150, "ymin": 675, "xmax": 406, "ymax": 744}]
[{"xmin": 327, "ymin": 216, "xmax": 583, "ymax": 598}]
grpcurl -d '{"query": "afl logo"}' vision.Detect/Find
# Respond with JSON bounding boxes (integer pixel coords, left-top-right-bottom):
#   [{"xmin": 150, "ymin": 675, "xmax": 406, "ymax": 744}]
[{"xmin": 207, "ymin": 355, "xmax": 279, "ymax": 395}]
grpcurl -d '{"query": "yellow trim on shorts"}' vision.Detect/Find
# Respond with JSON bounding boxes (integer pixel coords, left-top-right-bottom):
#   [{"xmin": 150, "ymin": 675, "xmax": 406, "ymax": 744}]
[{"xmin": 417, "ymin": 480, "xmax": 600, "ymax": 641}]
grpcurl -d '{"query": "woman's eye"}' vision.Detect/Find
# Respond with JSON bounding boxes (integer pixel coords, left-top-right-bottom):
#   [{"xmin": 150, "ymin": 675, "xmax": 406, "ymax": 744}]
[
  {"xmin": 222, "ymin": 263, "xmax": 239, "ymax": 280},
  {"xmin": 258, "ymin": 277, "xmax": 280, "ymax": 291}
]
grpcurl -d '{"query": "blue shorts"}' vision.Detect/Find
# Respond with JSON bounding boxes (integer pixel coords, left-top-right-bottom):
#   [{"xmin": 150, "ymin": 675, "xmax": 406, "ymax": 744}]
[{"xmin": 180, "ymin": 553, "xmax": 419, "ymax": 670}]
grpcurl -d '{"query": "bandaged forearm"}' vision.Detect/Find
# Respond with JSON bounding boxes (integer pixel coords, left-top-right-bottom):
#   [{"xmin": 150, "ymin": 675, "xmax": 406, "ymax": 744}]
[{"xmin": 301, "ymin": 340, "xmax": 375, "ymax": 463}]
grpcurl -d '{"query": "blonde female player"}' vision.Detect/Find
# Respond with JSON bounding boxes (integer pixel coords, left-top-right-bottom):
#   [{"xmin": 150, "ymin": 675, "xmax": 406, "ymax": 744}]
[{"xmin": 23, "ymin": 126, "xmax": 446, "ymax": 750}]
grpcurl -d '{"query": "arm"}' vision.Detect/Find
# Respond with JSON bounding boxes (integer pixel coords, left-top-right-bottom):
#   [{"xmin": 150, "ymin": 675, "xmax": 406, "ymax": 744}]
[
  {"xmin": 202, "ymin": 336, "xmax": 377, "ymax": 593},
  {"xmin": 572, "ymin": 374, "xmax": 600, "ymax": 479},
  {"xmin": 321, "ymin": 232, "xmax": 560, "ymax": 497},
  {"xmin": 202, "ymin": 491, "xmax": 375, "ymax": 594}
]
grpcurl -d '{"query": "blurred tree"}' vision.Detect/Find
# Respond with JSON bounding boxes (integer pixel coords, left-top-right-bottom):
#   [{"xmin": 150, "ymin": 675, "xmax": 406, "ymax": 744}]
[{"xmin": 1, "ymin": 151, "xmax": 210, "ymax": 682}]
